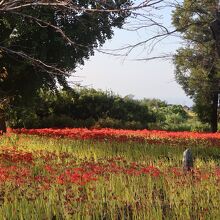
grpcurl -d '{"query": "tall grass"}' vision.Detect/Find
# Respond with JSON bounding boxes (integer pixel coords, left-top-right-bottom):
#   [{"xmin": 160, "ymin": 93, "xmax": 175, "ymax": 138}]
[{"xmin": 0, "ymin": 134, "xmax": 220, "ymax": 219}]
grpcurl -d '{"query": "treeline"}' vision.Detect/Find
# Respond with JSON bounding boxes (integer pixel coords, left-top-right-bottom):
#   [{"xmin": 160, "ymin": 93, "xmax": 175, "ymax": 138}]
[{"xmin": 6, "ymin": 88, "xmax": 207, "ymax": 131}]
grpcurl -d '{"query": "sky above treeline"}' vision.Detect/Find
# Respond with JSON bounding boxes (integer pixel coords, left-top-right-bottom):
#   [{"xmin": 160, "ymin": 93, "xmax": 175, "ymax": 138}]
[{"xmin": 73, "ymin": 0, "xmax": 193, "ymax": 107}]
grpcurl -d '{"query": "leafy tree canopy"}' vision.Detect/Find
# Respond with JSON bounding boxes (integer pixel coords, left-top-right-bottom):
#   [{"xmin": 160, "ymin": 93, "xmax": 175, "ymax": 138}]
[
  {"xmin": 0, "ymin": 0, "xmax": 133, "ymax": 132},
  {"xmin": 0, "ymin": 0, "xmax": 131, "ymax": 96},
  {"xmin": 172, "ymin": 0, "xmax": 220, "ymax": 132}
]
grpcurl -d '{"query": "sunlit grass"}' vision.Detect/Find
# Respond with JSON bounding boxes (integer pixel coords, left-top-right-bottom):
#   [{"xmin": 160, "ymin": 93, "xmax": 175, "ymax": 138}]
[{"xmin": 0, "ymin": 133, "xmax": 220, "ymax": 219}]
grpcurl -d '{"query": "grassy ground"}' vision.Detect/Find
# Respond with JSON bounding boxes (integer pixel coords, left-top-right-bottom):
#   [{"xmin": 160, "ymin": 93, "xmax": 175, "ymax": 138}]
[{"xmin": 0, "ymin": 134, "xmax": 220, "ymax": 219}]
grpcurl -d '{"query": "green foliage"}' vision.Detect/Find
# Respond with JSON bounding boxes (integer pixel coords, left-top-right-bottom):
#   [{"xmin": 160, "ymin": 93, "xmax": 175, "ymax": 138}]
[
  {"xmin": 94, "ymin": 117, "xmax": 144, "ymax": 130},
  {"xmin": 7, "ymin": 88, "xmax": 154, "ymax": 129},
  {"xmin": 7, "ymin": 86, "xmax": 212, "ymax": 131},
  {"xmin": 0, "ymin": 0, "xmax": 132, "ymax": 128},
  {"xmin": 172, "ymin": 0, "xmax": 220, "ymax": 131},
  {"xmin": 141, "ymin": 99, "xmax": 190, "ymax": 131},
  {"xmin": 7, "ymin": 86, "xmax": 213, "ymax": 131}
]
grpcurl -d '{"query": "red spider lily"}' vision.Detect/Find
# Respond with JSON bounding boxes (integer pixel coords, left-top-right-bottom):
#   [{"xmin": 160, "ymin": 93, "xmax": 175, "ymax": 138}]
[
  {"xmin": 0, "ymin": 143, "xmax": 219, "ymax": 202},
  {"xmin": 170, "ymin": 167, "xmax": 182, "ymax": 177},
  {"xmin": 44, "ymin": 165, "xmax": 56, "ymax": 174},
  {"xmin": 57, "ymin": 169, "xmax": 98, "ymax": 186},
  {"xmin": 141, "ymin": 165, "xmax": 159, "ymax": 174},
  {"xmin": 0, "ymin": 149, "xmax": 33, "ymax": 164},
  {"xmin": 124, "ymin": 168, "xmax": 141, "ymax": 176},
  {"xmin": 216, "ymin": 168, "xmax": 220, "ymax": 176},
  {"xmin": 0, "ymin": 165, "xmax": 31, "ymax": 185},
  {"xmin": 12, "ymin": 128, "xmax": 220, "ymax": 146}
]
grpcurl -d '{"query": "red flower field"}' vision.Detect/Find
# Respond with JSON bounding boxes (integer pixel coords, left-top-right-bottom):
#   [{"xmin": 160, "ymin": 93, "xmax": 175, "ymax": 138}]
[
  {"xmin": 12, "ymin": 127, "xmax": 220, "ymax": 146},
  {"xmin": 1, "ymin": 128, "xmax": 220, "ymax": 218}
]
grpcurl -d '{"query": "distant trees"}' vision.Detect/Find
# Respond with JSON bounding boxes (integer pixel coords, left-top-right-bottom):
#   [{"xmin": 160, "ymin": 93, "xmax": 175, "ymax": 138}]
[
  {"xmin": 141, "ymin": 99, "xmax": 190, "ymax": 130},
  {"xmin": 8, "ymin": 88, "xmax": 156, "ymax": 129},
  {"xmin": 172, "ymin": 0, "xmax": 220, "ymax": 132},
  {"xmin": 6, "ymin": 88, "xmax": 193, "ymax": 131}
]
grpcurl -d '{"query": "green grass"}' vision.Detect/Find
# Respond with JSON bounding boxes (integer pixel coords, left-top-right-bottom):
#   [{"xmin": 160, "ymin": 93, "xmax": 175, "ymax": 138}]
[{"xmin": 0, "ymin": 134, "xmax": 220, "ymax": 219}]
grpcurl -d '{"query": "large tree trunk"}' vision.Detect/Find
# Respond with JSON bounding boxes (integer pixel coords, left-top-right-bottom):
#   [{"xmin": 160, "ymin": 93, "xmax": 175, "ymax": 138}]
[
  {"xmin": 210, "ymin": 16, "xmax": 220, "ymax": 56},
  {"xmin": 210, "ymin": 92, "xmax": 218, "ymax": 133},
  {"xmin": 0, "ymin": 108, "xmax": 6, "ymax": 134},
  {"xmin": 210, "ymin": 12, "xmax": 220, "ymax": 133}
]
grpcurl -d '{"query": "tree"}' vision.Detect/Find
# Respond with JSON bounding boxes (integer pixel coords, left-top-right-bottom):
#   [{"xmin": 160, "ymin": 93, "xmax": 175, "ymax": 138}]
[
  {"xmin": 0, "ymin": 0, "xmax": 162, "ymax": 74},
  {"xmin": 172, "ymin": 0, "xmax": 220, "ymax": 132},
  {"xmin": 210, "ymin": 9, "xmax": 220, "ymax": 56},
  {"xmin": 0, "ymin": 0, "xmax": 165, "ymax": 133},
  {"xmin": 7, "ymin": 88, "xmax": 154, "ymax": 129},
  {"xmin": 0, "ymin": 0, "xmax": 136, "ymax": 132}
]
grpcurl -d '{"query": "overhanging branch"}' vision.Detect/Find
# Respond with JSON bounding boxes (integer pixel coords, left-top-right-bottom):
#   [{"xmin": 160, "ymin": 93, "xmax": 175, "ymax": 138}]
[
  {"xmin": 0, "ymin": 46, "xmax": 70, "ymax": 76},
  {"xmin": 0, "ymin": 0, "xmax": 164, "ymax": 14}
]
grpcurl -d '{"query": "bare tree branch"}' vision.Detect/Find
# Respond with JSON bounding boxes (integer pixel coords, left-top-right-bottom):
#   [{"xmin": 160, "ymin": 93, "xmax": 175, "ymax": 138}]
[
  {"xmin": 0, "ymin": 46, "xmax": 70, "ymax": 76},
  {"xmin": 0, "ymin": 0, "xmax": 168, "ymax": 75},
  {"xmin": 0, "ymin": 0, "xmax": 164, "ymax": 13},
  {"xmin": 130, "ymin": 53, "xmax": 173, "ymax": 61},
  {"xmin": 9, "ymin": 11, "xmax": 86, "ymax": 49},
  {"xmin": 0, "ymin": 0, "xmax": 173, "ymax": 76}
]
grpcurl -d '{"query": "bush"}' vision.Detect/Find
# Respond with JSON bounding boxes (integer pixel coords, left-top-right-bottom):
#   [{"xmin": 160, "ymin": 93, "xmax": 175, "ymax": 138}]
[
  {"xmin": 8, "ymin": 88, "xmax": 213, "ymax": 132},
  {"xmin": 93, "ymin": 117, "xmax": 146, "ymax": 130}
]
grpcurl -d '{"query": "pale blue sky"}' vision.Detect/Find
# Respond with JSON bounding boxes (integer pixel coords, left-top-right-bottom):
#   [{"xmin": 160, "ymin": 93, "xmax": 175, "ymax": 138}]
[{"xmin": 73, "ymin": 1, "xmax": 193, "ymax": 106}]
